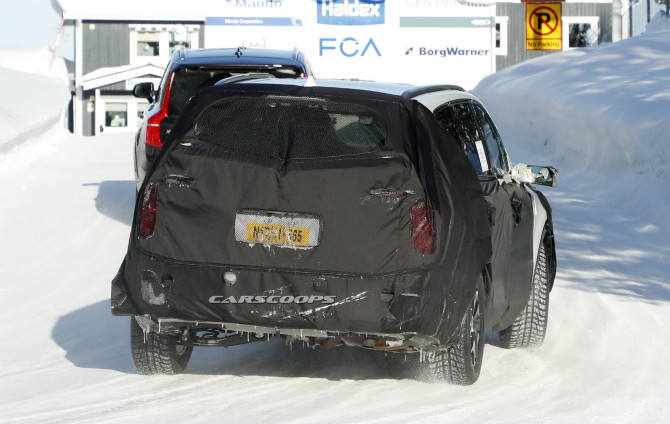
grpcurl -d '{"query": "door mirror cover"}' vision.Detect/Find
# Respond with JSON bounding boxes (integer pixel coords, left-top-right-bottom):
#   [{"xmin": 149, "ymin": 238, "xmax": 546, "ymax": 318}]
[{"xmin": 133, "ymin": 82, "xmax": 155, "ymax": 102}]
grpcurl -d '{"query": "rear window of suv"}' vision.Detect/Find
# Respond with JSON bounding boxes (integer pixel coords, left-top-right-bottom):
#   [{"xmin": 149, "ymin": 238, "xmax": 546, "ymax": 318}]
[
  {"xmin": 192, "ymin": 96, "xmax": 387, "ymax": 160},
  {"xmin": 168, "ymin": 66, "xmax": 306, "ymax": 116}
]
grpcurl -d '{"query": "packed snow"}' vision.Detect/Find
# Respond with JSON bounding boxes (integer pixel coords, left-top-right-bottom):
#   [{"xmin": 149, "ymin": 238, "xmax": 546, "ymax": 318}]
[
  {"xmin": 646, "ymin": 9, "xmax": 670, "ymax": 34},
  {"xmin": 1, "ymin": 27, "xmax": 669, "ymax": 423},
  {"xmin": 0, "ymin": 48, "xmax": 69, "ymax": 159}
]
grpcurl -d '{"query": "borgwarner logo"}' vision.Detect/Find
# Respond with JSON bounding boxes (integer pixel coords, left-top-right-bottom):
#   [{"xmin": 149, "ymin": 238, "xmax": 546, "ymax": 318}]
[
  {"xmin": 209, "ymin": 295, "xmax": 337, "ymax": 304},
  {"xmin": 407, "ymin": 46, "xmax": 490, "ymax": 57},
  {"xmin": 317, "ymin": 0, "xmax": 385, "ymax": 26}
]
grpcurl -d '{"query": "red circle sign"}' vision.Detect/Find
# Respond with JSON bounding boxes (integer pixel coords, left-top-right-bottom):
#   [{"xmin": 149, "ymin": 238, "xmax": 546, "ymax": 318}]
[{"xmin": 529, "ymin": 7, "xmax": 558, "ymax": 36}]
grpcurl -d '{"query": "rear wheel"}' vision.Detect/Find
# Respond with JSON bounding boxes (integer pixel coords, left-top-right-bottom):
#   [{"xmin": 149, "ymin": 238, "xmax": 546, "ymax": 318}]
[
  {"xmin": 425, "ymin": 275, "xmax": 485, "ymax": 385},
  {"xmin": 130, "ymin": 317, "xmax": 193, "ymax": 375},
  {"xmin": 499, "ymin": 244, "xmax": 550, "ymax": 348}
]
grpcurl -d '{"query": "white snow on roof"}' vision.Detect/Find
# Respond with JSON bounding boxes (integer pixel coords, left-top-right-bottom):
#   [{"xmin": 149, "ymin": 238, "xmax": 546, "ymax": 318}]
[{"xmin": 82, "ymin": 63, "xmax": 165, "ymax": 90}]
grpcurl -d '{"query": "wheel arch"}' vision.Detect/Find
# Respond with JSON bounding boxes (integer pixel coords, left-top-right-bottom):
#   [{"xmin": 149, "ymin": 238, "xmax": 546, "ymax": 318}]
[
  {"xmin": 480, "ymin": 264, "xmax": 494, "ymax": 331},
  {"xmin": 525, "ymin": 185, "xmax": 556, "ymax": 291},
  {"xmin": 541, "ymin": 224, "xmax": 557, "ymax": 292}
]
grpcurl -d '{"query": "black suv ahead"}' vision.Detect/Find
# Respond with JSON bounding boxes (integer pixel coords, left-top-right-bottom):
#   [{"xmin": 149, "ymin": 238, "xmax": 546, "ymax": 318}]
[{"xmin": 132, "ymin": 47, "xmax": 315, "ymax": 189}]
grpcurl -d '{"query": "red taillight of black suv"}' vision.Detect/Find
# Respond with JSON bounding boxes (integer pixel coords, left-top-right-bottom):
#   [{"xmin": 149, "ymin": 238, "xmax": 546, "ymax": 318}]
[
  {"xmin": 146, "ymin": 73, "xmax": 175, "ymax": 148},
  {"xmin": 411, "ymin": 201, "xmax": 434, "ymax": 254},
  {"xmin": 139, "ymin": 184, "xmax": 159, "ymax": 237}
]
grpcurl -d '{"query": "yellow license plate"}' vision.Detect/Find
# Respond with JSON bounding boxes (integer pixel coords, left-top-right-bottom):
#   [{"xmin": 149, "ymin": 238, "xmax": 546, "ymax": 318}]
[{"xmin": 245, "ymin": 223, "xmax": 311, "ymax": 247}]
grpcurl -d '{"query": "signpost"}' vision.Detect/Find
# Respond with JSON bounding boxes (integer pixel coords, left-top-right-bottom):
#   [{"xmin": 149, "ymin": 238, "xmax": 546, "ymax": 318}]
[{"xmin": 524, "ymin": 1, "xmax": 563, "ymax": 51}]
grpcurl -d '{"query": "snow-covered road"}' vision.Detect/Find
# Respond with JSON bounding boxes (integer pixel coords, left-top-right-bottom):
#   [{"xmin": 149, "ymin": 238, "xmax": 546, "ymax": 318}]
[{"xmin": 1, "ymin": 127, "xmax": 668, "ymax": 423}]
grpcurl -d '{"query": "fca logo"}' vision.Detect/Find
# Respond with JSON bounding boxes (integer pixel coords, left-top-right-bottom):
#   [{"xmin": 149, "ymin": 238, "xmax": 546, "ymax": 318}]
[{"xmin": 319, "ymin": 37, "xmax": 381, "ymax": 57}]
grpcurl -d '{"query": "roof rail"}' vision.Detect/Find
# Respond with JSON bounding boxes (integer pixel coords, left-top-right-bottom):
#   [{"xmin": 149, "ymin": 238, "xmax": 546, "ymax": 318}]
[{"xmin": 401, "ymin": 85, "xmax": 465, "ymax": 99}]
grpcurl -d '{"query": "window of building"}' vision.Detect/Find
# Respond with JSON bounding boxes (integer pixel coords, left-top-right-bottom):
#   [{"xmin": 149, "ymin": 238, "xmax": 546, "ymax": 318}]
[
  {"xmin": 562, "ymin": 17, "xmax": 600, "ymax": 50},
  {"xmin": 129, "ymin": 24, "xmax": 200, "ymax": 64},
  {"xmin": 496, "ymin": 23, "xmax": 500, "ymax": 48},
  {"xmin": 169, "ymin": 29, "xmax": 192, "ymax": 54},
  {"xmin": 105, "ymin": 102, "xmax": 128, "ymax": 127},
  {"xmin": 137, "ymin": 32, "xmax": 160, "ymax": 57},
  {"xmin": 136, "ymin": 101, "xmax": 150, "ymax": 127},
  {"xmin": 495, "ymin": 16, "xmax": 509, "ymax": 56}
]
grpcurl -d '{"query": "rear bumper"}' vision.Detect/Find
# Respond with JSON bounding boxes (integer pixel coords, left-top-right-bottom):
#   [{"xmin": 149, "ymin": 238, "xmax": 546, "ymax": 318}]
[
  {"xmin": 112, "ymin": 250, "xmax": 448, "ymax": 348},
  {"xmin": 148, "ymin": 318, "xmax": 419, "ymax": 346}
]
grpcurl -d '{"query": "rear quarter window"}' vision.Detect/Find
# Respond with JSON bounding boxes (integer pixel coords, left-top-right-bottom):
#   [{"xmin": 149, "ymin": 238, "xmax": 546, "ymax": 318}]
[{"xmin": 434, "ymin": 103, "xmax": 486, "ymax": 176}]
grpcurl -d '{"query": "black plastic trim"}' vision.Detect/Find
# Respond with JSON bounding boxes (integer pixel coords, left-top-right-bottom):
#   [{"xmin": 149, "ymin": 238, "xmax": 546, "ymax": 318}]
[
  {"xmin": 132, "ymin": 246, "xmax": 435, "ymax": 280},
  {"xmin": 402, "ymin": 85, "xmax": 465, "ymax": 99}
]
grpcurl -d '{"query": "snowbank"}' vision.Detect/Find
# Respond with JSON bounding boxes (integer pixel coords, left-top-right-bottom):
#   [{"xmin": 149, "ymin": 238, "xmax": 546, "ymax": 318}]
[
  {"xmin": 646, "ymin": 10, "xmax": 670, "ymax": 33},
  {"xmin": 473, "ymin": 30, "xmax": 670, "ymax": 191},
  {"xmin": 0, "ymin": 45, "xmax": 69, "ymax": 84},
  {"xmin": 0, "ymin": 62, "xmax": 69, "ymax": 156}
]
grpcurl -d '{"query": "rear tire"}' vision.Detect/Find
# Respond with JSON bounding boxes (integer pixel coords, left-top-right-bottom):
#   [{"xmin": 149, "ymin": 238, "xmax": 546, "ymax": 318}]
[
  {"xmin": 130, "ymin": 317, "xmax": 193, "ymax": 375},
  {"xmin": 499, "ymin": 244, "xmax": 550, "ymax": 348},
  {"xmin": 425, "ymin": 275, "xmax": 485, "ymax": 385}
]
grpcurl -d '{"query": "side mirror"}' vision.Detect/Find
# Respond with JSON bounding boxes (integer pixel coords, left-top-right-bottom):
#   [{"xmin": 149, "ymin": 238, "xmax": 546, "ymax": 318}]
[
  {"xmin": 132, "ymin": 82, "xmax": 154, "ymax": 103},
  {"xmin": 511, "ymin": 163, "xmax": 558, "ymax": 187}
]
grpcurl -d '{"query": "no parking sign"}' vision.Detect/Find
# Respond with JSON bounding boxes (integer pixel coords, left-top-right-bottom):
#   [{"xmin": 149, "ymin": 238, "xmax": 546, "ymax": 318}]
[{"xmin": 525, "ymin": 2, "xmax": 563, "ymax": 51}]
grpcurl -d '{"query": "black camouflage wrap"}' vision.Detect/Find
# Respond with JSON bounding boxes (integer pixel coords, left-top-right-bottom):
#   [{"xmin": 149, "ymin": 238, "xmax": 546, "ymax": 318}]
[{"xmin": 112, "ymin": 85, "xmax": 492, "ymax": 347}]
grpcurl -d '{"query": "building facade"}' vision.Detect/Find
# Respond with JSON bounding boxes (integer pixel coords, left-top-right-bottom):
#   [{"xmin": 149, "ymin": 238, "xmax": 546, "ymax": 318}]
[{"xmin": 56, "ymin": 0, "xmax": 627, "ymax": 136}]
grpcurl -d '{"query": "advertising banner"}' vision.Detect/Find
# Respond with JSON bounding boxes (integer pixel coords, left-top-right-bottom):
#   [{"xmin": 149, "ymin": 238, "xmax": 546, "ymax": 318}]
[{"xmin": 204, "ymin": 0, "xmax": 496, "ymax": 89}]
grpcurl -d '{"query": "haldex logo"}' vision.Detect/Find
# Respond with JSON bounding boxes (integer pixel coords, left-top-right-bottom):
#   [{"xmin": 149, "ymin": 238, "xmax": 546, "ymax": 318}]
[
  {"xmin": 209, "ymin": 295, "xmax": 337, "ymax": 304},
  {"xmin": 317, "ymin": 0, "xmax": 385, "ymax": 26}
]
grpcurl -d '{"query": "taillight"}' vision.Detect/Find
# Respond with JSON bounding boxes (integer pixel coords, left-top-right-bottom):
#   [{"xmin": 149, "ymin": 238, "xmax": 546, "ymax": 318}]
[
  {"xmin": 146, "ymin": 72, "xmax": 174, "ymax": 148},
  {"xmin": 139, "ymin": 184, "xmax": 158, "ymax": 237},
  {"xmin": 411, "ymin": 201, "xmax": 434, "ymax": 254}
]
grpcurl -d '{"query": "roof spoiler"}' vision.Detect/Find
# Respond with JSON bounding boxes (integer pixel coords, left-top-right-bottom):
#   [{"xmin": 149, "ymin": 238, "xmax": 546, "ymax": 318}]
[{"xmin": 402, "ymin": 85, "xmax": 465, "ymax": 99}]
